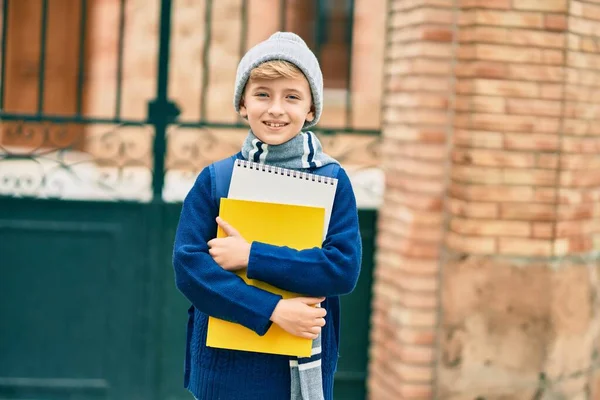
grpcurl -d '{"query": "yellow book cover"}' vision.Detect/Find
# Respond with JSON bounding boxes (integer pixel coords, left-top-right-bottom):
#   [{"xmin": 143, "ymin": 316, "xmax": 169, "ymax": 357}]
[{"xmin": 206, "ymin": 198, "xmax": 325, "ymax": 357}]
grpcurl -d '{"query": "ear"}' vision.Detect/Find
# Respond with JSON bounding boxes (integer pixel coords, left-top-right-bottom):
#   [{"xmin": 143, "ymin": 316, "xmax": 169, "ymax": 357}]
[
  {"xmin": 305, "ymin": 105, "xmax": 315, "ymax": 122},
  {"xmin": 239, "ymin": 98, "xmax": 248, "ymax": 118}
]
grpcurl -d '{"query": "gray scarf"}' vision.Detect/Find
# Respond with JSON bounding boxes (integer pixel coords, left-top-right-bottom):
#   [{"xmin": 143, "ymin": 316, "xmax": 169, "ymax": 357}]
[
  {"xmin": 241, "ymin": 130, "xmax": 338, "ymax": 171},
  {"xmin": 241, "ymin": 129, "xmax": 333, "ymax": 400}
]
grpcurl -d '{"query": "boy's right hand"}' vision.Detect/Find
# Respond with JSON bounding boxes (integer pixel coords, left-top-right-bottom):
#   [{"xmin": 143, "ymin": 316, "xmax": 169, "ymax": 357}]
[{"xmin": 270, "ymin": 297, "xmax": 327, "ymax": 339}]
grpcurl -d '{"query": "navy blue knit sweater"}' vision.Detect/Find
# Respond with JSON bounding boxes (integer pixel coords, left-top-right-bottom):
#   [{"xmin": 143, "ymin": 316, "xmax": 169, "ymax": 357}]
[{"xmin": 172, "ymin": 156, "xmax": 362, "ymax": 400}]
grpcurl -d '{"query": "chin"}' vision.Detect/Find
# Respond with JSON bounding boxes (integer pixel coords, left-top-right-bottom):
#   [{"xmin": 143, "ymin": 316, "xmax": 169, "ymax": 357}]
[{"xmin": 254, "ymin": 131, "xmax": 298, "ymax": 146}]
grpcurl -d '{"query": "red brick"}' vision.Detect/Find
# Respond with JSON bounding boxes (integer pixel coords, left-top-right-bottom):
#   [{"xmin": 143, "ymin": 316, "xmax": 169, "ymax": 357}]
[
  {"xmin": 452, "ymin": 165, "xmax": 503, "ymax": 184},
  {"xmin": 471, "ymin": 113, "xmax": 559, "ymax": 134},
  {"xmin": 471, "ymin": 79, "xmax": 540, "ymax": 98},
  {"xmin": 514, "ymin": 0, "xmax": 567, "ymax": 12},
  {"xmin": 498, "ymin": 238, "xmax": 553, "ymax": 256},
  {"xmin": 502, "ymin": 168, "xmax": 557, "ymax": 186},
  {"xmin": 504, "ymin": 133, "xmax": 560, "ymax": 152},
  {"xmin": 451, "ymin": 182, "xmax": 536, "ymax": 202},
  {"xmin": 545, "ymin": 14, "xmax": 568, "ymax": 31},
  {"xmin": 391, "ymin": 0, "xmax": 454, "ymax": 11},
  {"xmin": 567, "ymin": 236, "xmax": 594, "ymax": 252},
  {"xmin": 562, "ymin": 155, "xmax": 600, "ymax": 170},
  {"xmin": 534, "ymin": 188, "xmax": 557, "ymax": 203},
  {"xmin": 537, "ymin": 154, "xmax": 559, "ymax": 169},
  {"xmin": 561, "ymin": 171, "xmax": 600, "ymax": 187},
  {"xmin": 556, "ymin": 219, "xmax": 600, "ymax": 237},
  {"xmin": 475, "ymin": 44, "xmax": 542, "ymax": 64},
  {"xmin": 453, "ymin": 129, "xmax": 504, "ymax": 149},
  {"xmin": 475, "ymin": 10, "xmax": 545, "ymax": 28},
  {"xmin": 451, "ymin": 218, "xmax": 532, "ymax": 237},
  {"xmin": 376, "ymin": 250, "xmax": 440, "ymax": 276},
  {"xmin": 390, "ymin": 361, "xmax": 434, "ymax": 383},
  {"xmin": 446, "ymin": 232, "xmax": 497, "ymax": 253},
  {"xmin": 389, "ymin": 341, "xmax": 436, "ymax": 365},
  {"xmin": 501, "ymin": 204, "xmax": 557, "ymax": 220},
  {"xmin": 422, "ymin": 27, "xmax": 454, "ymax": 42},
  {"xmin": 509, "ymin": 65, "xmax": 565, "ymax": 82},
  {"xmin": 507, "ymin": 29, "xmax": 566, "ymax": 49},
  {"xmin": 376, "ymin": 267, "xmax": 439, "ymax": 292},
  {"xmin": 383, "ymin": 190, "xmax": 443, "ymax": 211},
  {"xmin": 378, "ymin": 218, "xmax": 442, "ymax": 242},
  {"xmin": 459, "ymin": 0, "xmax": 511, "ymax": 8},
  {"xmin": 385, "ymin": 173, "xmax": 445, "ymax": 194},
  {"xmin": 559, "ymin": 188, "xmax": 600, "ymax": 204},
  {"xmin": 448, "ymin": 198, "xmax": 500, "ymax": 218},
  {"xmin": 533, "ymin": 222, "xmax": 554, "ymax": 238},
  {"xmin": 456, "ymin": 61, "xmax": 509, "ymax": 79},
  {"xmin": 506, "ymin": 98, "xmax": 562, "ymax": 117},
  {"xmin": 558, "ymin": 204, "xmax": 596, "ymax": 220},
  {"xmin": 540, "ymin": 83, "xmax": 564, "ymax": 100},
  {"xmin": 392, "ymin": 308, "xmax": 437, "ymax": 327},
  {"xmin": 397, "ymin": 327, "xmax": 437, "ymax": 346},
  {"xmin": 561, "ymin": 137, "xmax": 600, "ymax": 154},
  {"xmin": 453, "ymin": 149, "xmax": 535, "ymax": 168},
  {"xmin": 384, "ymin": 125, "xmax": 447, "ymax": 144}
]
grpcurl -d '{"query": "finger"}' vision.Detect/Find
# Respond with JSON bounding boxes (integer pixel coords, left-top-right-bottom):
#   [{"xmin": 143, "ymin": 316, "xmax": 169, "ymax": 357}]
[
  {"xmin": 315, "ymin": 318, "xmax": 326, "ymax": 327},
  {"xmin": 216, "ymin": 217, "xmax": 241, "ymax": 238},
  {"xmin": 208, "ymin": 238, "xmax": 225, "ymax": 249},
  {"xmin": 298, "ymin": 297, "xmax": 326, "ymax": 306},
  {"xmin": 301, "ymin": 331, "xmax": 319, "ymax": 340},
  {"xmin": 308, "ymin": 326, "xmax": 322, "ymax": 335},
  {"xmin": 315, "ymin": 308, "xmax": 327, "ymax": 318}
]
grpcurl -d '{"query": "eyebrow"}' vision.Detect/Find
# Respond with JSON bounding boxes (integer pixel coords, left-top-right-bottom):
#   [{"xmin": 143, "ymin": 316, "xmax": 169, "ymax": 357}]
[{"xmin": 251, "ymin": 86, "xmax": 303, "ymax": 93}]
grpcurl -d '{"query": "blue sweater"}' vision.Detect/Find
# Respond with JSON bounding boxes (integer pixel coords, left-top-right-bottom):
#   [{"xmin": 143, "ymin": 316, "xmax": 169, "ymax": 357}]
[{"xmin": 172, "ymin": 156, "xmax": 362, "ymax": 400}]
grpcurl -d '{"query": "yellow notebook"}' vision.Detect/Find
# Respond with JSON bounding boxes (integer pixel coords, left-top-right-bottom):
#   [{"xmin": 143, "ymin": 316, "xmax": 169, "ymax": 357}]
[{"xmin": 206, "ymin": 198, "xmax": 325, "ymax": 357}]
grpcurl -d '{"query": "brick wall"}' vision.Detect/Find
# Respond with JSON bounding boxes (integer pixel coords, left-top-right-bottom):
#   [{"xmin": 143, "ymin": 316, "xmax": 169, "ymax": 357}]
[
  {"xmin": 369, "ymin": 1, "xmax": 455, "ymax": 398},
  {"xmin": 374, "ymin": 0, "xmax": 600, "ymax": 398}
]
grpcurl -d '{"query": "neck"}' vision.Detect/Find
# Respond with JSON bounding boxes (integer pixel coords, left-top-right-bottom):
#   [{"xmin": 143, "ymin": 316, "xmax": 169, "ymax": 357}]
[{"xmin": 241, "ymin": 130, "xmax": 338, "ymax": 170}]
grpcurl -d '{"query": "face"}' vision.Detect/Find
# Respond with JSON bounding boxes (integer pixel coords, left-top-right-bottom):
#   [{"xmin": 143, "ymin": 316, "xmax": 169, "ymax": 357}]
[{"xmin": 239, "ymin": 75, "xmax": 315, "ymax": 145}]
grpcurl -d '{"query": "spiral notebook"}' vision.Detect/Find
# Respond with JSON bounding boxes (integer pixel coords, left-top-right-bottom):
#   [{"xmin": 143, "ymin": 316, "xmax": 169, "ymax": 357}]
[
  {"xmin": 206, "ymin": 160, "xmax": 339, "ymax": 356},
  {"xmin": 227, "ymin": 160, "xmax": 339, "ymax": 239},
  {"xmin": 207, "ymin": 198, "xmax": 324, "ymax": 356}
]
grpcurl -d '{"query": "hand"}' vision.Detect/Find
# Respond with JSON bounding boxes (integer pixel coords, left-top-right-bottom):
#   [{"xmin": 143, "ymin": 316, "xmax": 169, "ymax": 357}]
[
  {"xmin": 270, "ymin": 297, "xmax": 327, "ymax": 339},
  {"xmin": 207, "ymin": 217, "xmax": 251, "ymax": 271}
]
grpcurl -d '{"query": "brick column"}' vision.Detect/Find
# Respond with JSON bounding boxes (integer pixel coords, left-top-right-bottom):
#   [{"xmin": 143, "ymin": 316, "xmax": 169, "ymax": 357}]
[
  {"xmin": 369, "ymin": 1, "xmax": 455, "ymax": 398},
  {"xmin": 564, "ymin": 2, "xmax": 600, "ymax": 398},
  {"xmin": 374, "ymin": 0, "xmax": 600, "ymax": 398}
]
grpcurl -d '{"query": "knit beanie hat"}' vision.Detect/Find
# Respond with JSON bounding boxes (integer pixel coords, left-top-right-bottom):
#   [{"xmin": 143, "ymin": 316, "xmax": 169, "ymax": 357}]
[{"xmin": 233, "ymin": 32, "xmax": 323, "ymax": 129}]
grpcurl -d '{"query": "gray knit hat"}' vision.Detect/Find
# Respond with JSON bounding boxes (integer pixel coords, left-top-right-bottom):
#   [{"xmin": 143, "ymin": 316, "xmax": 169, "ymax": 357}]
[{"xmin": 233, "ymin": 32, "xmax": 323, "ymax": 129}]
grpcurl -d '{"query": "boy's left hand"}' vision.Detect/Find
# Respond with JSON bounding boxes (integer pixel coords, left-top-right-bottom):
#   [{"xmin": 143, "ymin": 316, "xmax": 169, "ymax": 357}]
[{"xmin": 207, "ymin": 217, "xmax": 251, "ymax": 271}]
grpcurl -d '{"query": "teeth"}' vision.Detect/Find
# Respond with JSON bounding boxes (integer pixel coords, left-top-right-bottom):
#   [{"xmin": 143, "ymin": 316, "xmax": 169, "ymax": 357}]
[{"xmin": 266, "ymin": 122, "xmax": 285, "ymax": 127}]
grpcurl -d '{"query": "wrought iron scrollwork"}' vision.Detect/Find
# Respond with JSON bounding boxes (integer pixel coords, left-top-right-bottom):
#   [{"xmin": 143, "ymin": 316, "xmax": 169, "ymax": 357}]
[{"xmin": 0, "ymin": 121, "xmax": 154, "ymax": 201}]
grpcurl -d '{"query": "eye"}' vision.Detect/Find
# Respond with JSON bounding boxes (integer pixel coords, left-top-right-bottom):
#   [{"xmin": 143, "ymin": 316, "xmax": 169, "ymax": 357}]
[
  {"xmin": 255, "ymin": 92, "xmax": 268, "ymax": 98},
  {"xmin": 287, "ymin": 95, "xmax": 300, "ymax": 100}
]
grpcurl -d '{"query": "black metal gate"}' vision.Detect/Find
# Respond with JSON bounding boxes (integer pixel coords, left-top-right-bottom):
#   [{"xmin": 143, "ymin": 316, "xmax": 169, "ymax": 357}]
[{"xmin": 0, "ymin": 1, "xmax": 378, "ymax": 399}]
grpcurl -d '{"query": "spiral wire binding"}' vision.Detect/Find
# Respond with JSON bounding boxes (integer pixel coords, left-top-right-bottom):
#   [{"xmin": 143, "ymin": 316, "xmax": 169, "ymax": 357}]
[{"xmin": 235, "ymin": 160, "xmax": 337, "ymax": 185}]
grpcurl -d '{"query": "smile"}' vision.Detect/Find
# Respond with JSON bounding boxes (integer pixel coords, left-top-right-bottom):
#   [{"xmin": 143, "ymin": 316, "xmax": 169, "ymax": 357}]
[{"xmin": 263, "ymin": 122, "xmax": 289, "ymax": 128}]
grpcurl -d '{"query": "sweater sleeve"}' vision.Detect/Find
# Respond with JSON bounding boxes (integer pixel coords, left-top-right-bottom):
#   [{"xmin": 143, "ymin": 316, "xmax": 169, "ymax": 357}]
[
  {"xmin": 172, "ymin": 167, "xmax": 282, "ymax": 336},
  {"xmin": 246, "ymin": 167, "xmax": 362, "ymax": 297}
]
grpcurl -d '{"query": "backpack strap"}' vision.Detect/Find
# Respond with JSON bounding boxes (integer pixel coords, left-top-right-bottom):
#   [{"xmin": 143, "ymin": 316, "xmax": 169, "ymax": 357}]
[
  {"xmin": 312, "ymin": 163, "xmax": 340, "ymax": 179},
  {"xmin": 209, "ymin": 155, "xmax": 237, "ymax": 208}
]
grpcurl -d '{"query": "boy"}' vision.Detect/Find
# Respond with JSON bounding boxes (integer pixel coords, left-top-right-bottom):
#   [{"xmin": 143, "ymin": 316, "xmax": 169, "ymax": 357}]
[{"xmin": 173, "ymin": 32, "xmax": 362, "ymax": 400}]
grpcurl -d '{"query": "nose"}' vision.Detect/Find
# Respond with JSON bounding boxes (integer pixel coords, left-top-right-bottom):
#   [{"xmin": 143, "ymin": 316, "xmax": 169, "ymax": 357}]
[{"xmin": 268, "ymin": 98, "xmax": 284, "ymax": 116}]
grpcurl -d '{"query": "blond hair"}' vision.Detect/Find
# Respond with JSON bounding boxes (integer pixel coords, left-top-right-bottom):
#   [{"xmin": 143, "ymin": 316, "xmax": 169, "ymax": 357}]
[
  {"xmin": 241, "ymin": 60, "xmax": 314, "ymax": 112},
  {"xmin": 249, "ymin": 60, "xmax": 304, "ymax": 81}
]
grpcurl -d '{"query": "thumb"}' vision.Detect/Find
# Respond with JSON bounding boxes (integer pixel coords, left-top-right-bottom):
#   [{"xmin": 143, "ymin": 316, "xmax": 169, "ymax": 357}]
[
  {"xmin": 297, "ymin": 297, "xmax": 325, "ymax": 306},
  {"xmin": 216, "ymin": 216, "xmax": 241, "ymax": 237}
]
